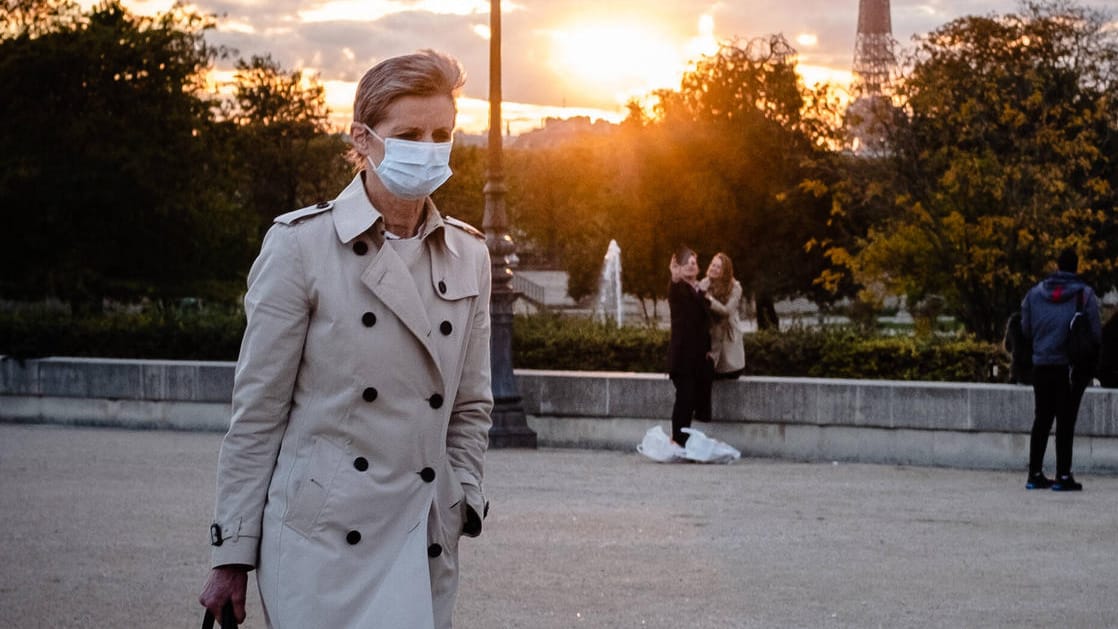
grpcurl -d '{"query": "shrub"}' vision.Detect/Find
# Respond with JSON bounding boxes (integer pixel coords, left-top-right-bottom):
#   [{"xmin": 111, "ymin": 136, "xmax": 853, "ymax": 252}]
[
  {"xmin": 0, "ymin": 306, "xmax": 1009, "ymax": 382},
  {"xmin": 513, "ymin": 313, "xmax": 668, "ymax": 372},
  {"xmin": 812, "ymin": 333, "xmax": 1002, "ymax": 382},
  {"xmin": 515, "ymin": 315, "xmax": 1008, "ymax": 382},
  {"xmin": 0, "ymin": 302, "xmax": 244, "ymax": 361}
]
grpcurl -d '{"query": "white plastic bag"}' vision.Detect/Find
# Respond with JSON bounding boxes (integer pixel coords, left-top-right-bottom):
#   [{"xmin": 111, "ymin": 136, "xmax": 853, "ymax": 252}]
[
  {"xmin": 636, "ymin": 425, "xmax": 686, "ymax": 463},
  {"xmin": 681, "ymin": 427, "xmax": 740, "ymax": 464}
]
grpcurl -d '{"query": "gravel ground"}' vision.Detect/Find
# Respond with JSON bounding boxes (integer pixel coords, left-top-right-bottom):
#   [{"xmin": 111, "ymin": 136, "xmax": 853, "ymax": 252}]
[{"xmin": 1, "ymin": 423, "xmax": 1116, "ymax": 628}]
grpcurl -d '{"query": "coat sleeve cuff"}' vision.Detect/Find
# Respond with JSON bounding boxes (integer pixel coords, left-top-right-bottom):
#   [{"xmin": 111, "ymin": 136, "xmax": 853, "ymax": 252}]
[{"xmin": 211, "ymin": 535, "xmax": 259, "ymax": 569}]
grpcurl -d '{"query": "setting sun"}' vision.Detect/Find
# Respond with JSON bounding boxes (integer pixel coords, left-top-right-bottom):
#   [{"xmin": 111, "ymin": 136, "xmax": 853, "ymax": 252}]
[{"xmin": 548, "ymin": 22, "xmax": 692, "ymax": 104}]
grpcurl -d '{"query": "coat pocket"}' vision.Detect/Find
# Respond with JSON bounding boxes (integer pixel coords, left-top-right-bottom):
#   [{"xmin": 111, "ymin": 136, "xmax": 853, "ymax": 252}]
[
  {"xmin": 283, "ymin": 437, "xmax": 347, "ymax": 538},
  {"xmin": 429, "ymin": 464, "xmax": 466, "ymax": 550}
]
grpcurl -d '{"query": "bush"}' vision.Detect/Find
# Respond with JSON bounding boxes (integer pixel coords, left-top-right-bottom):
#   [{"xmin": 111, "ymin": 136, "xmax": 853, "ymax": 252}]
[
  {"xmin": 810, "ymin": 333, "xmax": 1002, "ymax": 382},
  {"xmin": 0, "ymin": 306, "xmax": 1008, "ymax": 382},
  {"xmin": 513, "ymin": 313, "xmax": 669, "ymax": 372},
  {"xmin": 742, "ymin": 327, "xmax": 847, "ymax": 377},
  {"xmin": 515, "ymin": 315, "xmax": 1007, "ymax": 383},
  {"xmin": 0, "ymin": 302, "xmax": 244, "ymax": 361}
]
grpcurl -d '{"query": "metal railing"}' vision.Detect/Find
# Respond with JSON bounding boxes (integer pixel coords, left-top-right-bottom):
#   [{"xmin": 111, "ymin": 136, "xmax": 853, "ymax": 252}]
[{"xmin": 511, "ymin": 274, "xmax": 546, "ymax": 307}]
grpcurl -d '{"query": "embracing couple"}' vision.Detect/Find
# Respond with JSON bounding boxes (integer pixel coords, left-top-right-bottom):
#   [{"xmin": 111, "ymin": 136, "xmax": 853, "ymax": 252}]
[{"xmin": 667, "ymin": 246, "xmax": 748, "ymax": 446}]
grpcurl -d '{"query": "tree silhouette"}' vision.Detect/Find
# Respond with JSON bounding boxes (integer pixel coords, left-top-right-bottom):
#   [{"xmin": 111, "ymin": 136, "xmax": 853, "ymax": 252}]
[
  {"xmin": 221, "ymin": 54, "xmax": 348, "ymax": 235},
  {"xmin": 0, "ymin": 0, "xmax": 250, "ymax": 305}
]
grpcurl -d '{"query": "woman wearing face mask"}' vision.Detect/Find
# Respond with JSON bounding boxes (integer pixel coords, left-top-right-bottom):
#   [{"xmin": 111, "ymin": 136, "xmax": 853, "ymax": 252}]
[
  {"xmin": 700, "ymin": 252, "xmax": 746, "ymax": 379},
  {"xmin": 199, "ymin": 50, "xmax": 493, "ymax": 629},
  {"xmin": 667, "ymin": 246, "xmax": 714, "ymax": 446}
]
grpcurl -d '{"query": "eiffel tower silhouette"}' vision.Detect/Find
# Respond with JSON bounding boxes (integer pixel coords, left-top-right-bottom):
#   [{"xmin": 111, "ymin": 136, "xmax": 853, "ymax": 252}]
[{"xmin": 852, "ymin": 0, "xmax": 896, "ymax": 96}]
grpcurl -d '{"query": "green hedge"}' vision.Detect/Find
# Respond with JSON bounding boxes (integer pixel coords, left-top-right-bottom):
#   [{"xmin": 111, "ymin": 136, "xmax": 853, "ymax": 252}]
[
  {"xmin": 0, "ymin": 307, "xmax": 1008, "ymax": 382},
  {"xmin": 513, "ymin": 315, "xmax": 1007, "ymax": 383},
  {"xmin": 0, "ymin": 303, "xmax": 244, "ymax": 361},
  {"xmin": 512, "ymin": 313, "xmax": 670, "ymax": 372}
]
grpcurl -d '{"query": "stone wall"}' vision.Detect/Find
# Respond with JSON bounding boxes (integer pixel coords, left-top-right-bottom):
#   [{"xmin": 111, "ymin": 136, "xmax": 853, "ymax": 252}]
[
  {"xmin": 3, "ymin": 358, "xmax": 1117, "ymax": 471},
  {"xmin": 516, "ymin": 370, "xmax": 1118, "ymax": 471}
]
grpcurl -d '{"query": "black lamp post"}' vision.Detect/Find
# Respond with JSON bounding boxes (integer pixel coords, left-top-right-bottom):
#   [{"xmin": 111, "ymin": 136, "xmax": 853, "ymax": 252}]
[{"xmin": 484, "ymin": 0, "xmax": 537, "ymax": 448}]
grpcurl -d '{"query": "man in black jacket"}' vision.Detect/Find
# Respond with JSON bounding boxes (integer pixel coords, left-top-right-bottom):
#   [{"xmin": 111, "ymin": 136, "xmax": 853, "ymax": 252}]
[{"xmin": 667, "ymin": 246, "xmax": 713, "ymax": 446}]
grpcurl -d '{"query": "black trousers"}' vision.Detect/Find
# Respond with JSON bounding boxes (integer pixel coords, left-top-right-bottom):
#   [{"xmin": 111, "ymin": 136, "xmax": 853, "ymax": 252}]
[
  {"xmin": 670, "ymin": 361, "xmax": 713, "ymax": 445},
  {"xmin": 1029, "ymin": 364, "xmax": 1090, "ymax": 476}
]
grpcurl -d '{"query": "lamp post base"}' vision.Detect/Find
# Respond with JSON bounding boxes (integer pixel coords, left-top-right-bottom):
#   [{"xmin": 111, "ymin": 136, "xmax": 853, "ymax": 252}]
[{"xmin": 488, "ymin": 397, "xmax": 538, "ymax": 448}]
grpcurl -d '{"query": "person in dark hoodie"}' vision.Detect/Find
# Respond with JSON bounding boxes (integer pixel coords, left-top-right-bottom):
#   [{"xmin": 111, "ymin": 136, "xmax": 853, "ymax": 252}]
[{"xmin": 1020, "ymin": 248, "xmax": 1102, "ymax": 491}]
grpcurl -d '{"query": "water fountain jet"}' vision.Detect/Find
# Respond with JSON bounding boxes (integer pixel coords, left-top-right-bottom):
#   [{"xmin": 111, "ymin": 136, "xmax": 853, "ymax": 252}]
[{"xmin": 596, "ymin": 240, "xmax": 623, "ymax": 327}]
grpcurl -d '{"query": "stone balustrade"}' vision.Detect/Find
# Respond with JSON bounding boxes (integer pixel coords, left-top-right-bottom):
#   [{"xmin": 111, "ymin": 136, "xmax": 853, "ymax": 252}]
[{"xmin": 2, "ymin": 358, "xmax": 1116, "ymax": 471}]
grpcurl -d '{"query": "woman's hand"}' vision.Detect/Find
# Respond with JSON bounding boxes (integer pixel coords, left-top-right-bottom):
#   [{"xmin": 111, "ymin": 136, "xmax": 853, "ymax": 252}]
[
  {"xmin": 668, "ymin": 256, "xmax": 681, "ymax": 282},
  {"xmin": 199, "ymin": 566, "xmax": 250, "ymax": 624}
]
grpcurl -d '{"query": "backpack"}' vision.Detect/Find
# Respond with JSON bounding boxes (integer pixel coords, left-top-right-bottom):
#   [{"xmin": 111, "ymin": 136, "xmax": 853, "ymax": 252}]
[{"xmin": 1066, "ymin": 290, "xmax": 1098, "ymax": 370}]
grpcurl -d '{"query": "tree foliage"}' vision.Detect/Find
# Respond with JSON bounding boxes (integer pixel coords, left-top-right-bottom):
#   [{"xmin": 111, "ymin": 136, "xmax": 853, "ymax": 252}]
[
  {"xmin": 497, "ymin": 37, "xmax": 850, "ymax": 325},
  {"xmin": 0, "ymin": 1, "xmax": 350, "ymax": 306},
  {"xmin": 5, "ymin": 0, "xmax": 1112, "ymax": 353},
  {"xmin": 0, "ymin": 0, "xmax": 246, "ymax": 304},
  {"xmin": 506, "ymin": 133, "xmax": 632, "ymax": 302},
  {"xmin": 834, "ymin": 0, "xmax": 1118, "ymax": 340},
  {"xmin": 218, "ymin": 54, "xmax": 349, "ymax": 236},
  {"xmin": 624, "ymin": 36, "xmax": 848, "ymax": 327}
]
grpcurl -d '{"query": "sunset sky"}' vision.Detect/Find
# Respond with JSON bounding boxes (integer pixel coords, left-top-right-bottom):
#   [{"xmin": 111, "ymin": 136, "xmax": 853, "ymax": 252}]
[{"xmin": 100, "ymin": 0, "xmax": 1115, "ymax": 134}]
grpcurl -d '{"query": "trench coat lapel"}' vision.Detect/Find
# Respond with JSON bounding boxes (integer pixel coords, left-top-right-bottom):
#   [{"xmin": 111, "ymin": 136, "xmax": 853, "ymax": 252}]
[
  {"xmin": 334, "ymin": 173, "xmax": 447, "ymax": 381},
  {"xmin": 362, "ymin": 244, "xmax": 443, "ymax": 383}
]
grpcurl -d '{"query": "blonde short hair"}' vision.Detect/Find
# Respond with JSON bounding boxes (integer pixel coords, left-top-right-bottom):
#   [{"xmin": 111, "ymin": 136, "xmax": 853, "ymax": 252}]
[{"xmin": 347, "ymin": 50, "xmax": 466, "ymax": 169}]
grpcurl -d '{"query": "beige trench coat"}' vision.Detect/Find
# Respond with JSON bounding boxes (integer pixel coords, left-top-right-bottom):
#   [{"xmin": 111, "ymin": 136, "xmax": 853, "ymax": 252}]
[
  {"xmin": 701, "ymin": 278, "xmax": 746, "ymax": 375},
  {"xmin": 209, "ymin": 173, "xmax": 493, "ymax": 629}
]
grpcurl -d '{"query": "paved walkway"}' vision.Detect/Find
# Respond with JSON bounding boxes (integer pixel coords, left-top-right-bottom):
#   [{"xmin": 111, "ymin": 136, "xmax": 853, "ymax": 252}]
[{"xmin": 2, "ymin": 423, "xmax": 1117, "ymax": 628}]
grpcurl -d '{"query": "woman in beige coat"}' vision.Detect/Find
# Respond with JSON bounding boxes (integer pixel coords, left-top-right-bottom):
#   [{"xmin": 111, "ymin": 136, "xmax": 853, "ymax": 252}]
[
  {"xmin": 199, "ymin": 50, "xmax": 493, "ymax": 629},
  {"xmin": 700, "ymin": 252, "xmax": 746, "ymax": 379}
]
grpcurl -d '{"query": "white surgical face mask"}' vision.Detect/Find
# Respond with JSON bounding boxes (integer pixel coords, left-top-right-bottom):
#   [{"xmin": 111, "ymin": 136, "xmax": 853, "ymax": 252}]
[{"xmin": 359, "ymin": 123, "xmax": 453, "ymax": 200}]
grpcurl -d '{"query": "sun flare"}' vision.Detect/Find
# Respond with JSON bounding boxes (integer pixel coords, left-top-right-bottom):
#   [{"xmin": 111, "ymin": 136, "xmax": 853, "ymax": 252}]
[{"xmin": 549, "ymin": 22, "xmax": 689, "ymax": 103}]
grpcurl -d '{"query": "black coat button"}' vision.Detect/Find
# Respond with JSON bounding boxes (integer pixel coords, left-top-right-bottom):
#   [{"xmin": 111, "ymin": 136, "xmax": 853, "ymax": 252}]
[
  {"xmin": 346, "ymin": 530, "xmax": 361, "ymax": 545},
  {"xmin": 353, "ymin": 457, "xmax": 368, "ymax": 472},
  {"xmin": 362, "ymin": 312, "xmax": 377, "ymax": 327},
  {"xmin": 437, "ymin": 280, "xmax": 447, "ymax": 294},
  {"xmin": 429, "ymin": 394, "xmax": 444, "ymax": 409},
  {"xmin": 428, "ymin": 543, "xmax": 443, "ymax": 558},
  {"xmin": 362, "ymin": 387, "xmax": 378, "ymax": 402},
  {"xmin": 316, "ymin": 201, "xmax": 330, "ymax": 208},
  {"xmin": 440, "ymin": 321, "xmax": 452, "ymax": 335},
  {"xmin": 353, "ymin": 241, "xmax": 368, "ymax": 256},
  {"xmin": 419, "ymin": 467, "xmax": 436, "ymax": 483}
]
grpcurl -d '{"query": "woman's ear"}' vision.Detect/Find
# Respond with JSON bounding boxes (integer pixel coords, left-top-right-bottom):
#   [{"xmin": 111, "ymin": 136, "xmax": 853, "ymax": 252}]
[{"xmin": 350, "ymin": 122, "xmax": 373, "ymax": 155}]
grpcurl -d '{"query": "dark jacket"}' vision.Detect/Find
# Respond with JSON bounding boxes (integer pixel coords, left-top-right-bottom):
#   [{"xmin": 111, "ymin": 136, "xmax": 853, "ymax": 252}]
[
  {"xmin": 667, "ymin": 280, "xmax": 712, "ymax": 377},
  {"xmin": 1020, "ymin": 271, "xmax": 1102, "ymax": 366}
]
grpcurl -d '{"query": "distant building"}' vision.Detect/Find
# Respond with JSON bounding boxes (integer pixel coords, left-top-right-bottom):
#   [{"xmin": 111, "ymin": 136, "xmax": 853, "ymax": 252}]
[
  {"xmin": 511, "ymin": 116, "xmax": 617, "ymax": 149},
  {"xmin": 454, "ymin": 130, "xmax": 489, "ymax": 147}
]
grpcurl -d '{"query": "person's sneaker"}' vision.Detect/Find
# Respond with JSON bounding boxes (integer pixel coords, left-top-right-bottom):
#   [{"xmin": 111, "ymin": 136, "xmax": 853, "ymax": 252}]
[
  {"xmin": 1051, "ymin": 475, "xmax": 1083, "ymax": 491},
  {"xmin": 1026, "ymin": 472, "xmax": 1053, "ymax": 490}
]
